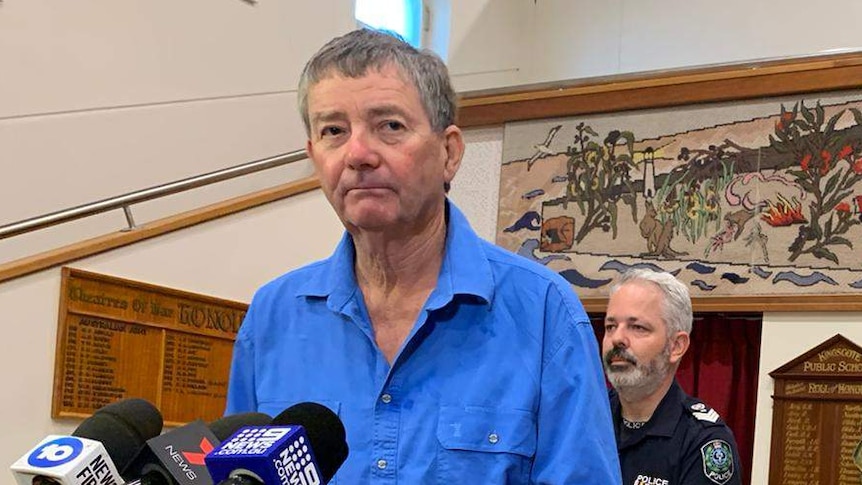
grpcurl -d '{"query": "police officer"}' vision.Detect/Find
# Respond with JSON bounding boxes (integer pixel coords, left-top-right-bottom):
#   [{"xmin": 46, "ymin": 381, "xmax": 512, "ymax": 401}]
[{"xmin": 602, "ymin": 268, "xmax": 741, "ymax": 485}]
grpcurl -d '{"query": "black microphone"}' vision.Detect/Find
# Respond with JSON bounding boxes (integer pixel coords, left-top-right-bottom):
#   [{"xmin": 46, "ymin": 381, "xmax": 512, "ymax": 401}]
[
  {"xmin": 73, "ymin": 397, "xmax": 164, "ymax": 473},
  {"xmin": 10, "ymin": 398, "xmax": 162, "ymax": 485},
  {"xmin": 122, "ymin": 412, "xmax": 273, "ymax": 485},
  {"xmin": 204, "ymin": 402, "xmax": 349, "ymax": 485},
  {"xmin": 123, "ymin": 419, "xmax": 219, "ymax": 485},
  {"xmin": 270, "ymin": 403, "xmax": 348, "ymax": 483},
  {"xmin": 208, "ymin": 413, "xmax": 272, "ymax": 442}
]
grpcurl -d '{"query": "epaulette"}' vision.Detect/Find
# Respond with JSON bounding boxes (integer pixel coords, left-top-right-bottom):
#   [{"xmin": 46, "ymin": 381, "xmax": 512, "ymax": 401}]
[{"xmin": 683, "ymin": 397, "xmax": 724, "ymax": 426}]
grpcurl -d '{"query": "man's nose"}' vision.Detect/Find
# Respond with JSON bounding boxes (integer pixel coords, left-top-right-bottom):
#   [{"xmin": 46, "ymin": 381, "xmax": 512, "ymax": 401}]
[
  {"xmin": 345, "ymin": 129, "xmax": 380, "ymax": 170},
  {"xmin": 609, "ymin": 329, "xmax": 629, "ymax": 348}
]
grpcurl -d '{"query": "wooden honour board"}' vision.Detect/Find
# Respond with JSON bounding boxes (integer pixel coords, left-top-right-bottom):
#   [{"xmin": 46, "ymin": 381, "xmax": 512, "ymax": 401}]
[
  {"xmin": 769, "ymin": 334, "xmax": 862, "ymax": 484},
  {"xmin": 52, "ymin": 267, "xmax": 247, "ymax": 426}
]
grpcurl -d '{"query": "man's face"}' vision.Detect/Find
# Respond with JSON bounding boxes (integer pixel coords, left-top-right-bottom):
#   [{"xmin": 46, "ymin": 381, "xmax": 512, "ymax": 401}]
[
  {"xmin": 305, "ymin": 64, "xmax": 462, "ymax": 235},
  {"xmin": 602, "ymin": 282, "xmax": 676, "ymax": 394}
]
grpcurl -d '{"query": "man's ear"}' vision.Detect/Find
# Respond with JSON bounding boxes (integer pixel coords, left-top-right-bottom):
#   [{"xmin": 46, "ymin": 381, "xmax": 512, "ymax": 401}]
[
  {"xmin": 442, "ymin": 125, "xmax": 465, "ymax": 184},
  {"xmin": 668, "ymin": 331, "xmax": 690, "ymax": 365}
]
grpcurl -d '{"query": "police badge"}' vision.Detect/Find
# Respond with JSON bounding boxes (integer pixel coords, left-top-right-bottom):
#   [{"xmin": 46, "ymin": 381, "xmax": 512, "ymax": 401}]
[{"xmin": 701, "ymin": 439, "xmax": 733, "ymax": 485}]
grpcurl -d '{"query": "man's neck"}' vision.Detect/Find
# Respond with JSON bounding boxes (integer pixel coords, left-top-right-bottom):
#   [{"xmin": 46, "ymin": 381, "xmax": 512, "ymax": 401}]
[
  {"xmin": 353, "ymin": 208, "xmax": 447, "ymax": 295},
  {"xmin": 616, "ymin": 375, "xmax": 675, "ymax": 423}
]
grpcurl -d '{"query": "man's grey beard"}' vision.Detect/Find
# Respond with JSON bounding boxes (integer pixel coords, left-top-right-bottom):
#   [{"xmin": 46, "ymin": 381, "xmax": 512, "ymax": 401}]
[{"xmin": 604, "ymin": 342, "xmax": 672, "ymax": 400}]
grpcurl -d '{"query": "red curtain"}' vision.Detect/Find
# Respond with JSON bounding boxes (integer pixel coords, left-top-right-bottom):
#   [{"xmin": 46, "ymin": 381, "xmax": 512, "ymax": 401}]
[{"xmin": 591, "ymin": 313, "xmax": 762, "ymax": 485}]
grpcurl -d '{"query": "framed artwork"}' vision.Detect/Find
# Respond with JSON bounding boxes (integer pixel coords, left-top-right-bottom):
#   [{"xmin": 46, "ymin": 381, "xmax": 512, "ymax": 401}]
[{"xmin": 458, "ymin": 53, "xmax": 862, "ymax": 311}]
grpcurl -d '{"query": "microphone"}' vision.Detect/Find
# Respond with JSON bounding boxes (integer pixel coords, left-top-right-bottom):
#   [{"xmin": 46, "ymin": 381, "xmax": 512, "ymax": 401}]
[
  {"xmin": 204, "ymin": 402, "xmax": 348, "ymax": 485},
  {"xmin": 207, "ymin": 413, "xmax": 272, "ymax": 442},
  {"xmin": 10, "ymin": 398, "xmax": 162, "ymax": 485},
  {"xmin": 123, "ymin": 420, "xmax": 219, "ymax": 485},
  {"xmin": 10, "ymin": 436, "xmax": 123, "ymax": 485},
  {"xmin": 73, "ymin": 398, "xmax": 164, "ymax": 474},
  {"xmin": 121, "ymin": 413, "xmax": 272, "ymax": 485}
]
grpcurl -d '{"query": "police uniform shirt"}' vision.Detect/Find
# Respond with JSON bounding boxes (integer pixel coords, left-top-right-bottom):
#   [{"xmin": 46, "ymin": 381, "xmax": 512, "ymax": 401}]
[{"xmin": 610, "ymin": 379, "xmax": 742, "ymax": 485}]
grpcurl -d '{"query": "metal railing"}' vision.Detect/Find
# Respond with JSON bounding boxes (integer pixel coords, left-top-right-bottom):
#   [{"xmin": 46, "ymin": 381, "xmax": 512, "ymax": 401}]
[{"xmin": 0, "ymin": 149, "xmax": 309, "ymax": 240}]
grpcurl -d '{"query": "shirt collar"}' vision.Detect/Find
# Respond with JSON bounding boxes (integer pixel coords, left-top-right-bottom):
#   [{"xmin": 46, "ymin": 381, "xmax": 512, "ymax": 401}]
[
  {"xmin": 296, "ymin": 199, "xmax": 495, "ymax": 310},
  {"xmin": 644, "ymin": 378, "xmax": 684, "ymax": 437},
  {"xmin": 611, "ymin": 378, "xmax": 684, "ymax": 448}
]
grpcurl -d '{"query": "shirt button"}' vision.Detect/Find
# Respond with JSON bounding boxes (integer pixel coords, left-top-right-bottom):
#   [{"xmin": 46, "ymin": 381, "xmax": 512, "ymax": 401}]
[
  {"xmin": 377, "ymin": 459, "xmax": 388, "ymax": 469},
  {"xmin": 488, "ymin": 433, "xmax": 499, "ymax": 444},
  {"xmin": 381, "ymin": 394, "xmax": 392, "ymax": 404}
]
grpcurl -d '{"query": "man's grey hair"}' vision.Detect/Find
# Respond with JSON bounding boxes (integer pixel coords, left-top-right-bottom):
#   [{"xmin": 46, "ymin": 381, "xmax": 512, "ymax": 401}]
[
  {"xmin": 609, "ymin": 268, "xmax": 693, "ymax": 336},
  {"xmin": 297, "ymin": 28, "xmax": 457, "ymax": 135}
]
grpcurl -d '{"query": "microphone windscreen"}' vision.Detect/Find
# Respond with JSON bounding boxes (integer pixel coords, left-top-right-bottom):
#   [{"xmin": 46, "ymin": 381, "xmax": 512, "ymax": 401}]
[
  {"xmin": 271, "ymin": 402, "xmax": 349, "ymax": 482},
  {"xmin": 208, "ymin": 412, "xmax": 272, "ymax": 441},
  {"xmin": 71, "ymin": 398, "xmax": 163, "ymax": 472},
  {"xmin": 95, "ymin": 398, "xmax": 164, "ymax": 439}
]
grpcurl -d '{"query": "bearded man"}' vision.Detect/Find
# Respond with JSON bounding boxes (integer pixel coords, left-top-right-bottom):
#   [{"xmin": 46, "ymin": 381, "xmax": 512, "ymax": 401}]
[{"xmin": 602, "ymin": 268, "xmax": 742, "ymax": 485}]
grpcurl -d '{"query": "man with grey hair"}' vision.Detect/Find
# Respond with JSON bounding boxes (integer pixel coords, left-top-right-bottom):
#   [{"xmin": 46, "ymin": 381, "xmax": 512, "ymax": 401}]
[
  {"xmin": 226, "ymin": 28, "xmax": 621, "ymax": 484},
  {"xmin": 603, "ymin": 268, "xmax": 741, "ymax": 484}
]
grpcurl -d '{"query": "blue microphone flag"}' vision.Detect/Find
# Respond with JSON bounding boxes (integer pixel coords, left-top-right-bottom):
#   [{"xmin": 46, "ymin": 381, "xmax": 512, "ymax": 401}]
[{"xmin": 205, "ymin": 426, "xmax": 322, "ymax": 485}]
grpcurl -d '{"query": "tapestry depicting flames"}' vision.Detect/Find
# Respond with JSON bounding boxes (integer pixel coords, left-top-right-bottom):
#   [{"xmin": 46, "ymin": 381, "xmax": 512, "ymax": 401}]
[{"xmin": 497, "ymin": 91, "xmax": 862, "ymax": 297}]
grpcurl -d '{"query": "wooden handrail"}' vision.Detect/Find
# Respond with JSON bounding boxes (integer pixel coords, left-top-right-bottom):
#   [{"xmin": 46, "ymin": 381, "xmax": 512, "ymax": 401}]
[{"xmin": 0, "ymin": 177, "xmax": 320, "ymax": 283}]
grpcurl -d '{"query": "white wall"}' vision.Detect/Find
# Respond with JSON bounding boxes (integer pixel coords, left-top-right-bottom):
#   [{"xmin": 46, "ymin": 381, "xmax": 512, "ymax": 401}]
[
  {"xmin": 0, "ymin": 0, "xmax": 356, "ymax": 470},
  {"xmin": 0, "ymin": 0, "xmax": 355, "ymax": 261},
  {"xmin": 446, "ymin": 0, "xmax": 862, "ymax": 92}
]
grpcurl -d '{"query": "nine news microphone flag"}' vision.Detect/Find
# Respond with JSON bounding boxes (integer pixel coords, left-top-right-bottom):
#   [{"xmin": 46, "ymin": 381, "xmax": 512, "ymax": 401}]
[
  {"xmin": 205, "ymin": 425, "xmax": 323, "ymax": 485},
  {"xmin": 205, "ymin": 402, "xmax": 348, "ymax": 485},
  {"xmin": 10, "ymin": 435, "xmax": 124, "ymax": 485}
]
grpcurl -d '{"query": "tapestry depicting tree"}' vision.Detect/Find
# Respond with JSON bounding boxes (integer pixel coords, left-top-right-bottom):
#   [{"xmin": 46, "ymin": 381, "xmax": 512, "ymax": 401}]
[{"xmin": 497, "ymin": 92, "xmax": 862, "ymax": 297}]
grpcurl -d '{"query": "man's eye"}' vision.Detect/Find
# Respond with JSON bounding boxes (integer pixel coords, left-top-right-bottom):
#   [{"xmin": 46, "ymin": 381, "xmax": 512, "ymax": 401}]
[
  {"xmin": 320, "ymin": 126, "xmax": 344, "ymax": 137},
  {"xmin": 382, "ymin": 120, "xmax": 405, "ymax": 131}
]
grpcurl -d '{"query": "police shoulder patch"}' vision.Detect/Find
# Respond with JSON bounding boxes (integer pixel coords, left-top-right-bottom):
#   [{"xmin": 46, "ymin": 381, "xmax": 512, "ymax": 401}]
[{"xmin": 701, "ymin": 439, "xmax": 734, "ymax": 485}]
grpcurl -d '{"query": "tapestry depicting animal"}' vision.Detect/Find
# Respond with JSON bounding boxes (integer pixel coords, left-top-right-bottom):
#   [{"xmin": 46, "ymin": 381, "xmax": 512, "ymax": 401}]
[{"xmin": 497, "ymin": 91, "xmax": 862, "ymax": 297}]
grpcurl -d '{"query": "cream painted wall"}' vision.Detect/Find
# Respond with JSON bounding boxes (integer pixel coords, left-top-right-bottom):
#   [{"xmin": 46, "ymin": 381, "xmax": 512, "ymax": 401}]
[
  {"xmin": 0, "ymin": 0, "xmax": 357, "ymax": 471},
  {"xmin": 0, "ymin": 0, "xmax": 354, "ymax": 262},
  {"xmin": 447, "ymin": 0, "xmax": 862, "ymax": 91}
]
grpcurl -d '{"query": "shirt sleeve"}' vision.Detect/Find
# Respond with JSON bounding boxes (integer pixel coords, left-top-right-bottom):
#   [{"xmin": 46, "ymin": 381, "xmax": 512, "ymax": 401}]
[
  {"xmin": 224, "ymin": 309, "xmax": 258, "ymax": 415},
  {"xmin": 530, "ymin": 284, "xmax": 622, "ymax": 484},
  {"xmin": 679, "ymin": 427, "xmax": 742, "ymax": 485}
]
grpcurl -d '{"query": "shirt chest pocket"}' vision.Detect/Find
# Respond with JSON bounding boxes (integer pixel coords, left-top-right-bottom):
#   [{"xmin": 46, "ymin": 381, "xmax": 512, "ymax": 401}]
[{"xmin": 436, "ymin": 406, "xmax": 537, "ymax": 484}]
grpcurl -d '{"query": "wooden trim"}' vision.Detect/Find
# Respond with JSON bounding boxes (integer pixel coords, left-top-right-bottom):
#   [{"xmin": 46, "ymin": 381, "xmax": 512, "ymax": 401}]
[
  {"xmin": 0, "ymin": 176, "xmax": 321, "ymax": 284},
  {"xmin": 456, "ymin": 52, "xmax": 862, "ymax": 127},
  {"xmin": 582, "ymin": 295, "xmax": 862, "ymax": 313}
]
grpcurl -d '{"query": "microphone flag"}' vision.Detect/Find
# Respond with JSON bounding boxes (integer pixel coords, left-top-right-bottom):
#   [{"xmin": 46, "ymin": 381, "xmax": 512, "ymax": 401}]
[
  {"xmin": 124, "ymin": 419, "xmax": 218, "ymax": 485},
  {"xmin": 10, "ymin": 435, "xmax": 123, "ymax": 485},
  {"xmin": 205, "ymin": 425, "xmax": 322, "ymax": 485}
]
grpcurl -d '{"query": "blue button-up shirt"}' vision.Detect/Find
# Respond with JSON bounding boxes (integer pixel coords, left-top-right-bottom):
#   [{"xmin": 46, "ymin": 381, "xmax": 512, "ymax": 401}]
[{"xmin": 226, "ymin": 201, "xmax": 621, "ymax": 484}]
